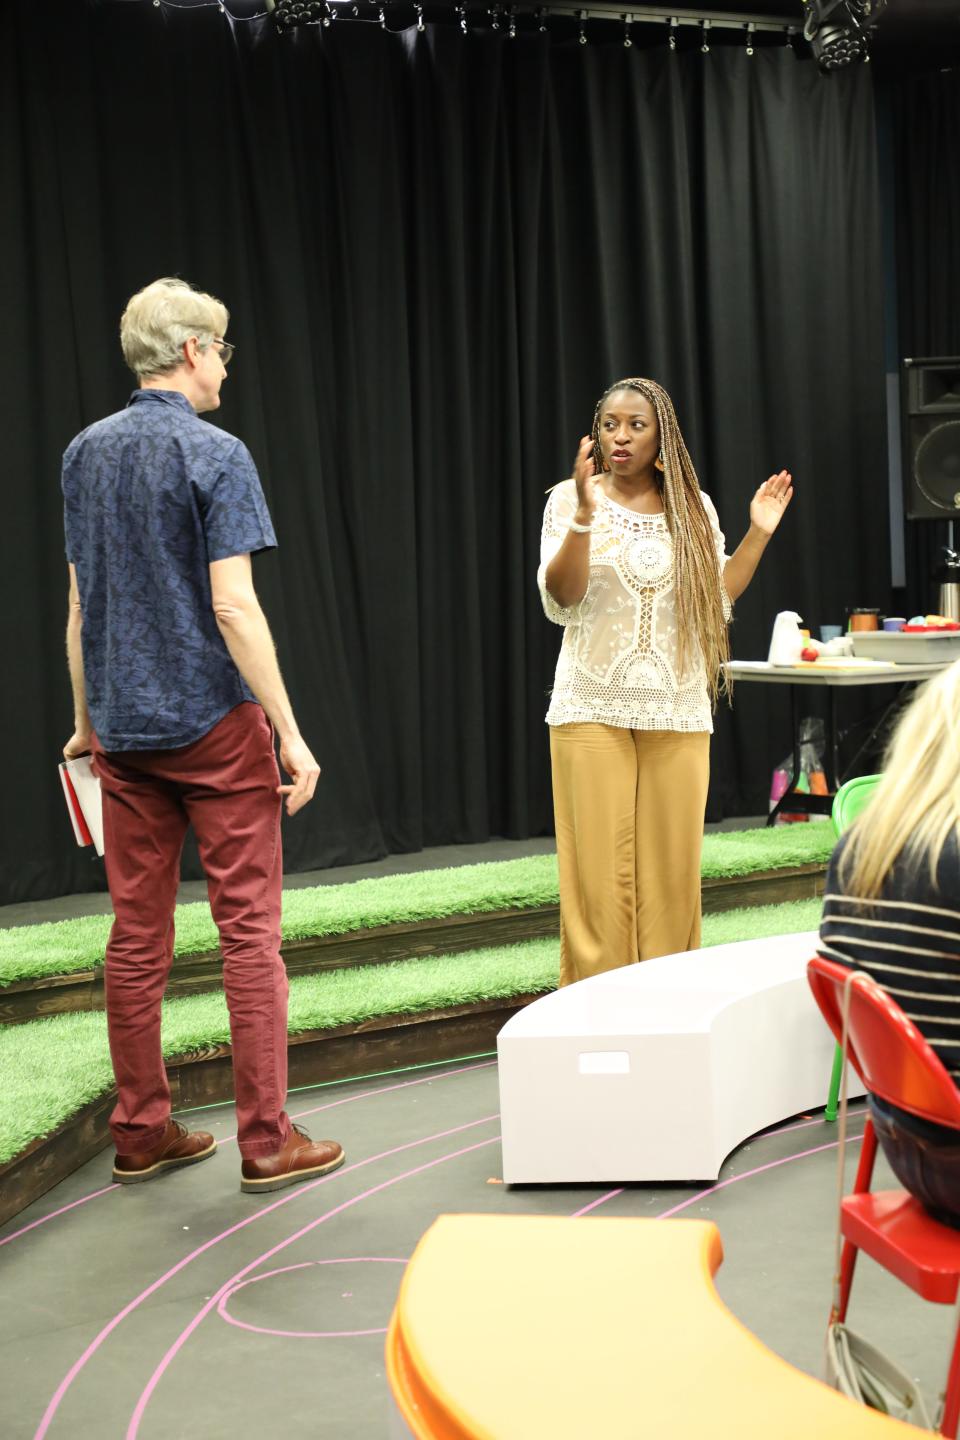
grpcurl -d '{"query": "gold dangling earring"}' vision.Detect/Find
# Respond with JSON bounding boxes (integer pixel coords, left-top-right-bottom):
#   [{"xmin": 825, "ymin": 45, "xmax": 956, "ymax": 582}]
[{"xmin": 654, "ymin": 451, "xmax": 665, "ymax": 473}]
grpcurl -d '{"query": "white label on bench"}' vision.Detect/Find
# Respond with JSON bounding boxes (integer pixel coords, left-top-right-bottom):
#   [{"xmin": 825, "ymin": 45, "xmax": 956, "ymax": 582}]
[{"xmin": 578, "ymin": 1051, "xmax": 630, "ymax": 1075}]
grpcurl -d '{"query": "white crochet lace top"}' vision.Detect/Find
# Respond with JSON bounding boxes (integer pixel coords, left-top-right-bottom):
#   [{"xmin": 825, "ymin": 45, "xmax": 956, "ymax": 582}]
[{"xmin": 538, "ymin": 479, "xmax": 732, "ymax": 733}]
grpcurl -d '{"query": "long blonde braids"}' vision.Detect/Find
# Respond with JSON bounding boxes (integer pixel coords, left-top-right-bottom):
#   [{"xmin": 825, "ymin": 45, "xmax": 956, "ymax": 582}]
[{"xmin": 591, "ymin": 377, "xmax": 731, "ymax": 705}]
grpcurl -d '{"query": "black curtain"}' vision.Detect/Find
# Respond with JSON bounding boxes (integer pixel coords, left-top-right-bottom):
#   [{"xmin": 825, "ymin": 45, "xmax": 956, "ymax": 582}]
[
  {"xmin": 890, "ymin": 69, "xmax": 960, "ymax": 611},
  {"xmin": 0, "ymin": 0, "xmax": 888, "ymax": 904}
]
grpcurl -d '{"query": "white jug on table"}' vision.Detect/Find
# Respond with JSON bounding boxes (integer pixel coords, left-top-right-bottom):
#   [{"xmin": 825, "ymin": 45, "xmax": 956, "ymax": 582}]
[{"xmin": 768, "ymin": 610, "xmax": 805, "ymax": 666}]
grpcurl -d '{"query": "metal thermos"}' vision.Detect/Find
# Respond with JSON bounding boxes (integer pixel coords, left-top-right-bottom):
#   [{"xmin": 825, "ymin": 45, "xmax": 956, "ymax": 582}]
[{"xmin": 936, "ymin": 547, "xmax": 960, "ymax": 621}]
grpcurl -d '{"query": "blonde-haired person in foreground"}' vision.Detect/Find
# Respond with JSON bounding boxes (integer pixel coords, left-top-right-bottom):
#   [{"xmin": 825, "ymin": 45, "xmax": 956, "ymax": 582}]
[
  {"xmin": 818, "ymin": 659, "xmax": 960, "ymax": 1227},
  {"xmin": 62, "ymin": 277, "xmax": 344, "ymax": 1194},
  {"xmin": 539, "ymin": 376, "xmax": 793, "ymax": 986}
]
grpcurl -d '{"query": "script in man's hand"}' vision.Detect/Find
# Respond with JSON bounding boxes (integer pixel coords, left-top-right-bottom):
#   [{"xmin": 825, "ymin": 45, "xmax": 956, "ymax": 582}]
[{"xmin": 59, "ymin": 756, "xmax": 104, "ymax": 856}]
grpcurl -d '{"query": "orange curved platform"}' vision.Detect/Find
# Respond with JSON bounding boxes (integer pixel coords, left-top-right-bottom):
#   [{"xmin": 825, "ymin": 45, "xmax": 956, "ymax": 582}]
[{"xmin": 386, "ymin": 1214, "xmax": 917, "ymax": 1439}]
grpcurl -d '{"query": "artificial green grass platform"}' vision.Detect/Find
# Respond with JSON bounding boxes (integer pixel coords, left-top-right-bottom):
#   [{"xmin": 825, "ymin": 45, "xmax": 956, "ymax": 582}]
[
  {"xmin": 0, "ymin": 826, "xmax": 835, "ymax": 988},
  {"xmin": 0, "ymin": 895, "xmax": 824, "ymax": 1166},
  {"xmin": 699, "ymin": 825, "xmax": 834, "ymax": 876}
]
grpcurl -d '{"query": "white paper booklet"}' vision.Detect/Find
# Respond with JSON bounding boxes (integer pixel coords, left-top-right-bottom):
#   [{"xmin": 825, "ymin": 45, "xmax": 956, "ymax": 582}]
[{"xmin": 58, "ymin": 756, "xmax": 104, "ymax": 857}]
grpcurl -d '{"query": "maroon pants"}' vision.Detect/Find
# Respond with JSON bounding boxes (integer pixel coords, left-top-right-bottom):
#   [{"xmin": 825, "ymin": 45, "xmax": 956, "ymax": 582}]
[{"xmin": 93, "ymin": 702, "xmax": 291, "ymax": 1159}]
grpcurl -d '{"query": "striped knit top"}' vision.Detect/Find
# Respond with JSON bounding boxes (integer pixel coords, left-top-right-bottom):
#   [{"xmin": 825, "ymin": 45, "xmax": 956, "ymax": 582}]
[{"xmin": 818, "ymin": 831, "xmax": 960, "ymax": 1090}]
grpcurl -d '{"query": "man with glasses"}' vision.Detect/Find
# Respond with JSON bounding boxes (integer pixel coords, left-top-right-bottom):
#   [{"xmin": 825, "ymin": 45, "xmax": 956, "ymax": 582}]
[{"xmin": 61, "ymin": 277, "xmax": 344, "ymax": 1194}]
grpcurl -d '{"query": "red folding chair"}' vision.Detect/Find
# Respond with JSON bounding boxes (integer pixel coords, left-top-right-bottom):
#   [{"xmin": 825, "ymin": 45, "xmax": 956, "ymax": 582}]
[{"xmin": 807, "ymin": 955, "xmax": 960, "ymax": 1437}]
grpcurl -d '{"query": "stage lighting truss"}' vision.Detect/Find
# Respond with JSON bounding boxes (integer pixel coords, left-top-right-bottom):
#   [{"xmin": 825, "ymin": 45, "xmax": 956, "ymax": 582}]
[
  {"xmin": 268, "ymin": 2, "xmax": 804, "ymax": 43},
  {"xmin": 801, "ymin": 0, "xmax": 887, "ymax": 70}
]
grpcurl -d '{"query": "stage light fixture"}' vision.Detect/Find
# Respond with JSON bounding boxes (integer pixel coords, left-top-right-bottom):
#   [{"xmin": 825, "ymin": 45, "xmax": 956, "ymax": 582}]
[
  {"xmin": 273, "ymin": 0, "xmax": 327, "ymax": 27},
  {"xmin": 802, "ymin": 0, "xmax": 887, "ymax": 71}
]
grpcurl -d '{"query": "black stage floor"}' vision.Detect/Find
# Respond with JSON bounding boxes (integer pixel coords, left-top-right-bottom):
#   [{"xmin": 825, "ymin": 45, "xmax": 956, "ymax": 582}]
[
  {"xmin": 3, "ymin": 832, "xmax": 950, "ymax": 1437},
  {"xmin": 1, "ymin": 1058, "xmax": 951, "ymax": 1440}
]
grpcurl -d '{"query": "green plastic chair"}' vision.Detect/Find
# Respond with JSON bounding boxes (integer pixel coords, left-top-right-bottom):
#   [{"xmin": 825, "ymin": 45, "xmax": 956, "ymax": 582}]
[
  {"xmin": 823, "ymin": 774, "xmax": 883, "ymax": 1122},
  {"xmin": 831, "ymin": 774, "xmax": 883, "ymax": 835}
]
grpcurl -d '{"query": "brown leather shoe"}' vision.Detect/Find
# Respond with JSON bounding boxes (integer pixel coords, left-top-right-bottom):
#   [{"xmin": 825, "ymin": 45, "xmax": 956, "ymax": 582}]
[
  {"xmin": 113, "ymin": 1120, "xmax": 217, "ymax": 1185},
  {"xmin": 240, "ymin": 1124, "xmax": 345, "ymax": 1194}
]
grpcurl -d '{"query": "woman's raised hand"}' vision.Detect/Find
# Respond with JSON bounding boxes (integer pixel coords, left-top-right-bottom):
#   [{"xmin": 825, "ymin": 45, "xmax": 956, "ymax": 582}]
[
  {"xmin": 572, "ymin": 436, "xmax": 601, "ymax": 520},
  {"xmin": 750, "ymin": 470, "xmax": 794, "ymax": 536}
]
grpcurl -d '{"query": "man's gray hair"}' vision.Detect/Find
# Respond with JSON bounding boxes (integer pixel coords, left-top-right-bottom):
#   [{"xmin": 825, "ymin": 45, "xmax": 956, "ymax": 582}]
[{"xmin": 120, "ymin": 277, "xmax": 229, "ymax": 379}]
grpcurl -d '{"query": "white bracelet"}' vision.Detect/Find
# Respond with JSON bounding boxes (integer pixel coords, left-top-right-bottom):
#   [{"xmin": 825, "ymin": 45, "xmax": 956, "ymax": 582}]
[{"xmin": 568, "ymin": 519, "xmax": 593, "ymax": 534}]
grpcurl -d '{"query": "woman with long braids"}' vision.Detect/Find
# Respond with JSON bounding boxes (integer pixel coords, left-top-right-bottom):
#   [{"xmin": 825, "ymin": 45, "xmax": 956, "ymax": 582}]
[{"xmin": 539, "ymin": 377, "xmax": 793, "ymax": 986}]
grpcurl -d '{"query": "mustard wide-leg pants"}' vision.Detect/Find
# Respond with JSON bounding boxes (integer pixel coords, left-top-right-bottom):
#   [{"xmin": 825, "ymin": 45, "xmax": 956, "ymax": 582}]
[{"xmin": 549, "ymin": 723, "xmax": 711, "ymax": 987}]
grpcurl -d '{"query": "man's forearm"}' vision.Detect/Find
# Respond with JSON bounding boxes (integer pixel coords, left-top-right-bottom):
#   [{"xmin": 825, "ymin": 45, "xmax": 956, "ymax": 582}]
[
  {"xmin": 66, "ymin": 611, "xmax": 91, "ymax": 735},
  {"xmin": 215, "ymin": 604, "xmax": 300, "ymax": 742}
]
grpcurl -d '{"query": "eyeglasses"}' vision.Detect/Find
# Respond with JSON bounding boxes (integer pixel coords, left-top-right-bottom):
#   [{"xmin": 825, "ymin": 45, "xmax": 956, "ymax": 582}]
[{"xmin": 211, "ymin": 339, "xmax": 236, "ymax": 367}]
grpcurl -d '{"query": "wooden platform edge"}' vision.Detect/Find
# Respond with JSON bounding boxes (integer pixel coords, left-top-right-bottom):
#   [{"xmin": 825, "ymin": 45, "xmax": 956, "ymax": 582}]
[
  {"xmin": 0, "ymin": 862, "xmax": 827, "ymax": 1026},
  {"xmin": 0, "ymin": 991, "xmax": 541, "ymax": 1230},
  {"xmin": 701, "ymin": 861, "xmax": 826, "ymax": 913}
]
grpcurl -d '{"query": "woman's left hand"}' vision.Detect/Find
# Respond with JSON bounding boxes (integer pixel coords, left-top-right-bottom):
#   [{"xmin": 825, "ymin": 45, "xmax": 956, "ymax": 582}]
[{"xmin": 750, "ymin": 470, "xmax": 794, "ymax": 536}]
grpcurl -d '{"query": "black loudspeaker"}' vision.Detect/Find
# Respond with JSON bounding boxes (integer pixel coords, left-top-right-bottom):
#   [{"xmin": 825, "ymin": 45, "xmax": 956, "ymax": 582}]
[{"xmin": 902, "ymin": 357, "xmax": 960, "ymax": 519}]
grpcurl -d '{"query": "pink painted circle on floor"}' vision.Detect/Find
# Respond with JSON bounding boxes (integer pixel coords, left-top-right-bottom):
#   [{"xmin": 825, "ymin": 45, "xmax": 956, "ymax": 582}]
[{"xmin": 217, "ymin": 1256, "xmax": 408, "ymax": 1339}]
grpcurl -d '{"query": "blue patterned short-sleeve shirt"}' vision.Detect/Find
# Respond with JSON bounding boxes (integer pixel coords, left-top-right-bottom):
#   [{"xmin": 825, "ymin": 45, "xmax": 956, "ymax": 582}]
[{"xmin": 62, "ymin": 389, "xmax": 277, "ymax": 750}]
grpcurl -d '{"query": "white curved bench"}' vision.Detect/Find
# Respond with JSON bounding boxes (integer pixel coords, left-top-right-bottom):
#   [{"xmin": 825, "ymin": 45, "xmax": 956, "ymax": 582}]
[{"xmin": 497, "ymin": 932, "xmax": 862, "ymax": 1184}]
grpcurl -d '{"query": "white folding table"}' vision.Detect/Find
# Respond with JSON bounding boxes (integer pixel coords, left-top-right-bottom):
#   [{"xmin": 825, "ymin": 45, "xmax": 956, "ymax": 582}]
[{"xmin": 725, "ymin": 659, "xmax": 946, "ymax": 822}]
